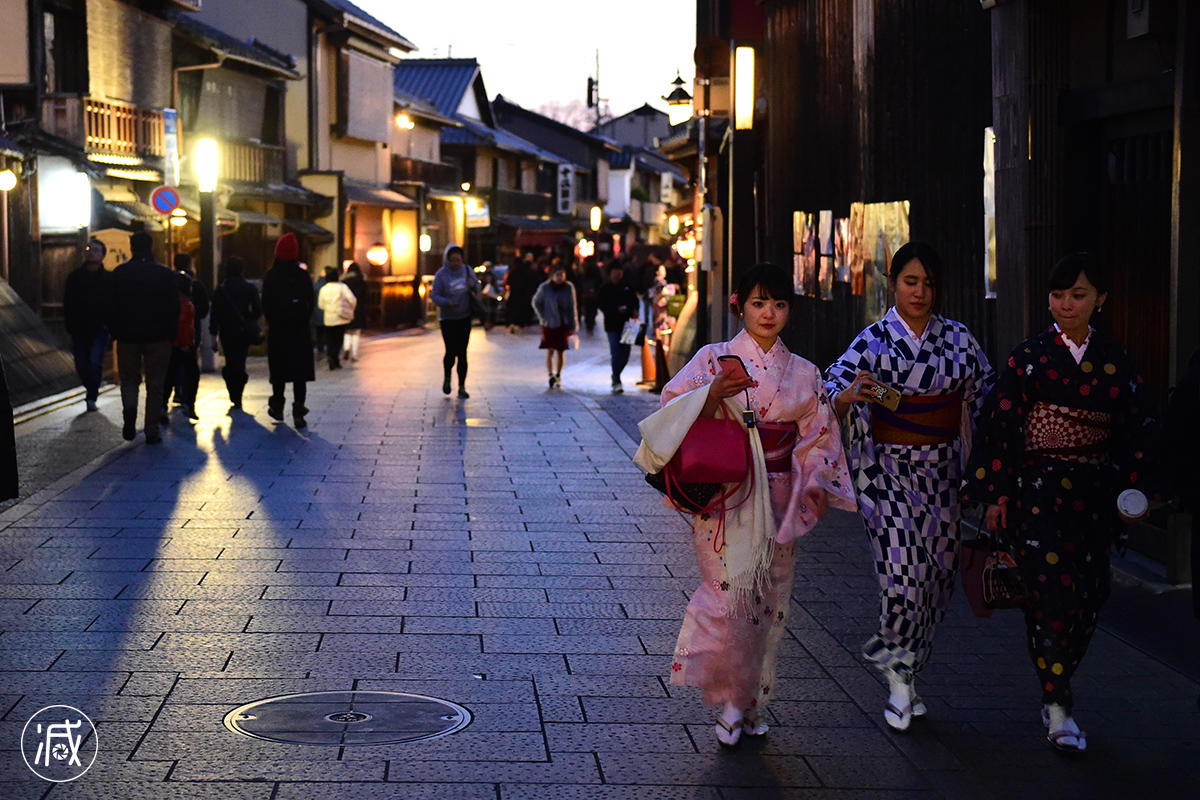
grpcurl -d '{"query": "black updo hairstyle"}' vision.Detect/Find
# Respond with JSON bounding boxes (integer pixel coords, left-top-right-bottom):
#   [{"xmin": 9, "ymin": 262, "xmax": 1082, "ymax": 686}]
[
  {"xmin": 1048, "ymin": 252, "xmax": 1108, "ymax": 294},
  {"xmin": 888, "ymin": 241, "xmax": 943, "ymax": 310},
  {"xmin": 731, "ymin": 263, "xmax": 794, "ymax": 315}
]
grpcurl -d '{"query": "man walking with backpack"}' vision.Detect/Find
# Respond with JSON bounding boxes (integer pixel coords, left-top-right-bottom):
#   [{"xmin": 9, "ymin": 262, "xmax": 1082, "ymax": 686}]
[{"xmin": 107, "ymin": 231, "xmax": 179, "ymax": 444}]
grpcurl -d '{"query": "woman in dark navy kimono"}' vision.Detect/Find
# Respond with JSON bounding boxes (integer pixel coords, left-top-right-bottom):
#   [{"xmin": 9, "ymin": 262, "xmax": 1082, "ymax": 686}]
[{"xmin": 963, "ymin": 253, "xmax": 1158, "ymax": 755}]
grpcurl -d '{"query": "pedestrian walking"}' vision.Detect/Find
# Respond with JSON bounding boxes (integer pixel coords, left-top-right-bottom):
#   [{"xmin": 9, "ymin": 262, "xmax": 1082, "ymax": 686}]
[
  {"xmin": 107, "ymin": 231, "xmax": 179, "ymax": 444},
  {"xmin": 163, "ymin": 271, "xmax": 200, "ymax": 421},
  {"xmin": 311, "ymin": 269, "xmax": 328, "ymax": 356},
  {"xmin": 63, "ymin": 237, "xmax": 112, "ymax": 411},
  {"xmin": 597, "ymin": 261, "xmax": 638, "ymax": 393},
  {"xmin": 317, "ymin": 266, "xmax": 356, "ymax": 370},
  {"xmin": 825, "ymin": 241, "xmax": 995, "ymax": 732},
  {"xmin": 574, "ymin": 256, "xmax": 602, "ymax": 335},
  {"xmin": 163, "ymin": 253, "xmax": 209, "ymax": 421},
  {"xmin": 505, "ymin": 252, "xmax": 536, "ymax": 332},
  {"xmin": 962, "ymin": 252, "xmax": 1159, "ymax": 755},
  {"xmin": 341, "ymin": 262, "xmax": 367, "ymax": 362},
  {"xmin": 0, "ymin": 353, "xmax": 15, "ymax": 501},
  {"xmin": 532, "ymin": 264, "xmax": 577, "ymax": 389},
  {"xmin": 635, "ymin": 263, "xmax": 856, "ymax": 747},
  {"xmin": 209, "ymin": 255, "xmax": 261, "ymax": 410},
  {"xmin": 261, "ymin": 233, "xmax": 315, "ymax": 428},
  {"xmin": 431, "ymin": 244, "xmax": 477, "ymax": 399}
]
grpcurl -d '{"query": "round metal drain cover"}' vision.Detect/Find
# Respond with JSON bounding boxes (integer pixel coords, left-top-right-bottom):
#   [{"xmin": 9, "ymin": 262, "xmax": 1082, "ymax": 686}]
[{"xmin": 223, "ymin": 691, "xmax": 471, "ymax": 746}]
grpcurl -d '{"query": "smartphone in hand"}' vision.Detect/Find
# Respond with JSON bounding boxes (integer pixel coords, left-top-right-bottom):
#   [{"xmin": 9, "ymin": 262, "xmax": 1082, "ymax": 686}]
[
  {"xmin": 718, "ymin": 355, "xmax": 751, "ymax": 382},
  {"xmin": 864, "ymin": 381, "xmax": 902, "ymax": 411}
]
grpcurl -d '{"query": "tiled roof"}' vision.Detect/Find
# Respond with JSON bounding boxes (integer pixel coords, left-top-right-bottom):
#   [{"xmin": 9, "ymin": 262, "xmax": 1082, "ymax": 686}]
[
  {"xmin": 393, "ymin": 59, "xmax": 481, "ymax": 118},
  {"xmin": 310, "ymin": 0, "xmax": 415, "ymax": 50},
  {"xmin": 443, "ymin": 117, "xmax": 566, "ymax": 165},
  {"xmin": 0, "ymin": 132, "xmax": 24, "ymax": 158},
  {"xmin": 171, "ymin": 14, "xmax": 300, "ymax": 78}
]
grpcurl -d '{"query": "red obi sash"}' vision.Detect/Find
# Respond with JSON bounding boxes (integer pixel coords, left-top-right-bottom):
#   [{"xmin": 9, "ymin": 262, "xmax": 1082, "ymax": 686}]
[
  {"xmin": 870, "ymin": 391, "xmax": 963, "ymax": 446},
  {"xmin": 1024, "ymin": 402, "xmax": 1111, "ymax": 463},
  {"xmin": 757, "ymin": 421, "xmax": 798, "ymax": 473}
]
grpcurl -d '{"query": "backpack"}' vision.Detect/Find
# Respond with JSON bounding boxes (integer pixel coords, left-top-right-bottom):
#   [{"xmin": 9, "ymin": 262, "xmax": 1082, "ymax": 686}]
[
  {"xmin": 337, "ymin": 288, "xmax": 355, "ymax": 322},
  {"xmin": 174, "ymin": 295, "xmax": 195, "ymax": 348}
]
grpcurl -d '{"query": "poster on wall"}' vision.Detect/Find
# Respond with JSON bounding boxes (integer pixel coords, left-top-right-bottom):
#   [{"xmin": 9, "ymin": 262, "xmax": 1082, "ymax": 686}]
[
  {"xmin": 817, "ymin": 210, "xmax": 834, "ymax": 300},
  {"xmin": 858, "ymin": 200, "xmax": 911, "ymax": 325},
  {"xmin": 792, "ymin": 211, "xmax": 818, "ymax": 297},
  {"xmin": 848, "ymin": 203, "xmax": 865, "ymax": 295},
  {"xmin": 834, "ymin": 217, "xmax": 850, "ymax": 283}
]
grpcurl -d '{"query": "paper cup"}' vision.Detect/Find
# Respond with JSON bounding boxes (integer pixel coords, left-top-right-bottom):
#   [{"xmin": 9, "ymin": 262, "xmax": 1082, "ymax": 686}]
[{"xmin": 1116, "ymin": 489, "xmax": 1148, "ymax": 520}]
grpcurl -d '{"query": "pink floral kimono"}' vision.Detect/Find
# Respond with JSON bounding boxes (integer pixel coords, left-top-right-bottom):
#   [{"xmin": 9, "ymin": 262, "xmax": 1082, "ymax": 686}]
[{"xmin": 659, "ymin": 330, "xmax": 856, "ymax": 714}]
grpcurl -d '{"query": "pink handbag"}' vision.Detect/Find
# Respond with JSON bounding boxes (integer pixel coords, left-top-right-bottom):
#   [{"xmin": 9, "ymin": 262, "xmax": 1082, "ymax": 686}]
[{"xmin": 670, "ymin": 411, "xmax": 749, "ymax": 483}]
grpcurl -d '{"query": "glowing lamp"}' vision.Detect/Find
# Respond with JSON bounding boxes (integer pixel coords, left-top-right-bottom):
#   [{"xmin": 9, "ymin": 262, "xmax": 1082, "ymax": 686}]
[
  {"xmin": 395, "ymin": 113, "xmax": 415, "ymax": 130},
  {"xmin": 419, "ymin": 233, "xmax": 432, "ymax": 253},
  {"xmin": 195, "ymin": 138, "xmax": 219, "ymax": 192},
  {"xmin": 734, "ymin": 47, "xmax": 755, "ymax": 131},
  {"xmin": 170, "ymin": 207, "xmax": 187, "ymax": 217},
  {"xmin": 169, "ymin": 215, "xmax": 188, "ymax": 227},
  {"xmin": 366, "ymin": 244, "xmax": 390, "ymax": 267},
  {"xmin": 589, "ymin": 205, "xmax": 602, "ymax": 232},
  {"xmin": 667, "ymin": 214, "xmax": 680, "ymax": 235},
  {"xmin": 663, "ymin": 71, "xmax": 693, "ymax": 126},
  {"xmin": 0, "ymin": 169, "xmax": 16, "ymax": 192},
  {"xmin": 461, "ymin": 181, "xmax": 471, "ymax": 192}
]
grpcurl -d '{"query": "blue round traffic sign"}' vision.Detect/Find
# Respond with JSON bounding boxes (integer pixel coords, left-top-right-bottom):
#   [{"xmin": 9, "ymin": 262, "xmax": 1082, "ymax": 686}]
[{"xmin": 150, "ymin": 185, "xmax": 181, "ymax": 215}]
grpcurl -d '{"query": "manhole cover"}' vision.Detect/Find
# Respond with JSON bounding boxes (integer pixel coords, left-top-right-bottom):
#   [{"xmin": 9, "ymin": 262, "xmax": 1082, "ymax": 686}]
[{"xmin": 223, "ymin": 691, "xmax": 471, "ymax": 746}]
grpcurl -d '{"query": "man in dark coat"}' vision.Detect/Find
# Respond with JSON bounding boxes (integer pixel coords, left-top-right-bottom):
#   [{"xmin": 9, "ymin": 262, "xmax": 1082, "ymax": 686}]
[
  {"xmin": 209, "ymin": 255, "xmax": 261, "ymax": 409},
  {"xmin": 63, "ymin": 237, "xmax": 112, "ymax": 411},
  {"xmin": 107, "ymin": 231, "xmax": 179, "ymax": 444},
  {"xmin": 0, "ymin": 354, "xmax": 16, "ymax": 501},
  {"xmin": 261, "ymin": 233, "xmax": 314, "ymax": 428}
]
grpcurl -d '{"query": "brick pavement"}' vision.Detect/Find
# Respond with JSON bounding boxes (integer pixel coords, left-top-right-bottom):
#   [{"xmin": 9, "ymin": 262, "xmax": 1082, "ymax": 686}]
[{"xmin": 0, "ymin": 327, "xmax": 1196, "ymax": 798}]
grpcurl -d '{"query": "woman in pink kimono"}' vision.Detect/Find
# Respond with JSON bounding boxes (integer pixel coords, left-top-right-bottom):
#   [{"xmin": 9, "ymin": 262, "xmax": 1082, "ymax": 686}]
[{"xmin": 649, "ymin": 264, "xmax": 856, "ymax": 746}]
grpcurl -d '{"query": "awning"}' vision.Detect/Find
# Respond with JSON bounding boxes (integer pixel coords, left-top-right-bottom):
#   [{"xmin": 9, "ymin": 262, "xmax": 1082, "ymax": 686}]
[
  {"xmin": 494, "ymin": 215, "xmax": 569, "ymax": 233},
  {"xmin": 515, "ymin": 230, "xmax": 570, "ymax": 247},
  {"xmin": 233, "ymin": 209, "xmax": 283, "ymax": 226},
  {"xmin": 179, "ymin": 196, "xmax": 237, "ymax": 227},
  {"xmin": 344, "ymin": 182, "xmax": 417, "ymax": 209},
  {"xmin": 98, "ymin": 200, "xmax": 166, "ymax": 231},
  {"xmin": 284, "ymin": 218, "xmax": 335, "ymax": 243}
]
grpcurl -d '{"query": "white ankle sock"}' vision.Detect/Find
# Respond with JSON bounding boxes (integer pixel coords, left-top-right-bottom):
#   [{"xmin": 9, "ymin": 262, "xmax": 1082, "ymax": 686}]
[
  {"xmin": 1046, "ymin": 703, "xmax": 1080, "ymax": 735},
  {"xmin": 886, "ymin": 670, "xmax": 913, "ymax": 710}
]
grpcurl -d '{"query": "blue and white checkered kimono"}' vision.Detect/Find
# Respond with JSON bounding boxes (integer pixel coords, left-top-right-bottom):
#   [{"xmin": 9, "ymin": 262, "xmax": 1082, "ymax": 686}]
[{"xmin": 826, "ymin": 308, "xmax": 995, "ymax": 678}]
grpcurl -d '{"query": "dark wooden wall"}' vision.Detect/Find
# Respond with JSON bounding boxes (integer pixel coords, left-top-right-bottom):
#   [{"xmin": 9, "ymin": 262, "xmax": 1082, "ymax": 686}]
[{"xmin": 759, "ymin": 0, "xmax": 993, "ymax": 369}]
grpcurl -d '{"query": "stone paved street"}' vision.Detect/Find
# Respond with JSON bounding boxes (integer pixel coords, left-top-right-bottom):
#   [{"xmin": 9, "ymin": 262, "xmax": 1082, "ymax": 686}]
[{"xmin": 1, "ymin": 327, "xmax": 1197, "ymax": 798}]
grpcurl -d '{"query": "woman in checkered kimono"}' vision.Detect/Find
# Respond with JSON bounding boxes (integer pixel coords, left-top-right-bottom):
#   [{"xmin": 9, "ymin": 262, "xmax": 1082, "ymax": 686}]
[{"xmin": 826, "ymin": 242, "xmax": 994, "ymax": 732}]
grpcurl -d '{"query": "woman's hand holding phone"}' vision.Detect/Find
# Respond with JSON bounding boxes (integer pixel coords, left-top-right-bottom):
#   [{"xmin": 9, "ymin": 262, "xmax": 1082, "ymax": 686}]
[{"xmin": 712, "ymin": 356, "xmax": 754, "ymax": 399}]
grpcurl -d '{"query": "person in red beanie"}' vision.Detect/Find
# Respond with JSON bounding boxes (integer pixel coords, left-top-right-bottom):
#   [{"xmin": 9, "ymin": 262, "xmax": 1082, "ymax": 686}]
[{"xmin": 261, "ymin": 233, "xmax": 315, "ymax": 427}]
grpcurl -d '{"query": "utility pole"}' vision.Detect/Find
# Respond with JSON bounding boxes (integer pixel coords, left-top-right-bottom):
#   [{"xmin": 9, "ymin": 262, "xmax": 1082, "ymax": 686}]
[{"xmin": 587, "ymin": 50, "xmax": 605, "ymax": 129}]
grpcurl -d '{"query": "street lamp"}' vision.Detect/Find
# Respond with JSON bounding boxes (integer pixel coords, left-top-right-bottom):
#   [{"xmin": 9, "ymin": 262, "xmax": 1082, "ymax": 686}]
[
  {"xmin": 733, "ymin": 47, "xmax": 755, "ymax": 131},
  {"xmin": 195, "ymin": 138, "xmax": 219, "ymax": 288},
  {"xmin": 663, "ymin": 71, "xmax": 693, "ymax": 127}
]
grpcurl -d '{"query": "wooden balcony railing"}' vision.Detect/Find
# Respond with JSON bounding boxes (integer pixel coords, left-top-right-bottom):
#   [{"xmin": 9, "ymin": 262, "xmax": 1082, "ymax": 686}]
[
  {"xmin": 490, "ymin": 187, "xmax": 555, "ymax": 218},
  {"xmin": 391, "ymin": 155, "xmax": 460, "ymax": 187},
  {"xmin": 219, "ymin": 140, "xmax": 286, "ymax": 185},
  {"xmin": 42, "ymin": 96, "xmax": 164, "ymax": 161}
]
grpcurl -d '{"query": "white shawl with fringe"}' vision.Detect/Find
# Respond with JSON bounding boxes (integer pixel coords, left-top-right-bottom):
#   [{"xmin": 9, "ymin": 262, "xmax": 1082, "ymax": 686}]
[{"xmin": 633, "ymin": 384, "xmax": 775, "ymax": 614}]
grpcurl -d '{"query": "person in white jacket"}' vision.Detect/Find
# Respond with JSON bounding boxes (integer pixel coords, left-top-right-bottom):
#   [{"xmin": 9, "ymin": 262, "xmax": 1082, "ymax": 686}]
[{"xmin": 316, "ymin": 266, "xmax": 357, "ymax": 370}]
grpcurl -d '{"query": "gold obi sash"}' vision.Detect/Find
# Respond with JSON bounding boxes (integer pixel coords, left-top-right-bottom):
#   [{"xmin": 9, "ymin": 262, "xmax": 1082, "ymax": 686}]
[
  {"xmin": 870, "ymin": 391, "xmax": 963, "ymax": 446},
  {"xmin": 1024, "ymin": 402, "xmax": 1111, "ymax": 463}
]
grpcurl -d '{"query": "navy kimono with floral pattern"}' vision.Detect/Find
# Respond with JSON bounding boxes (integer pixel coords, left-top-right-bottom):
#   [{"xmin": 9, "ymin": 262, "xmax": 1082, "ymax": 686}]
[{"xmin": 963, "ymin": 326, "xmax": 1158, "ymax": 710}]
